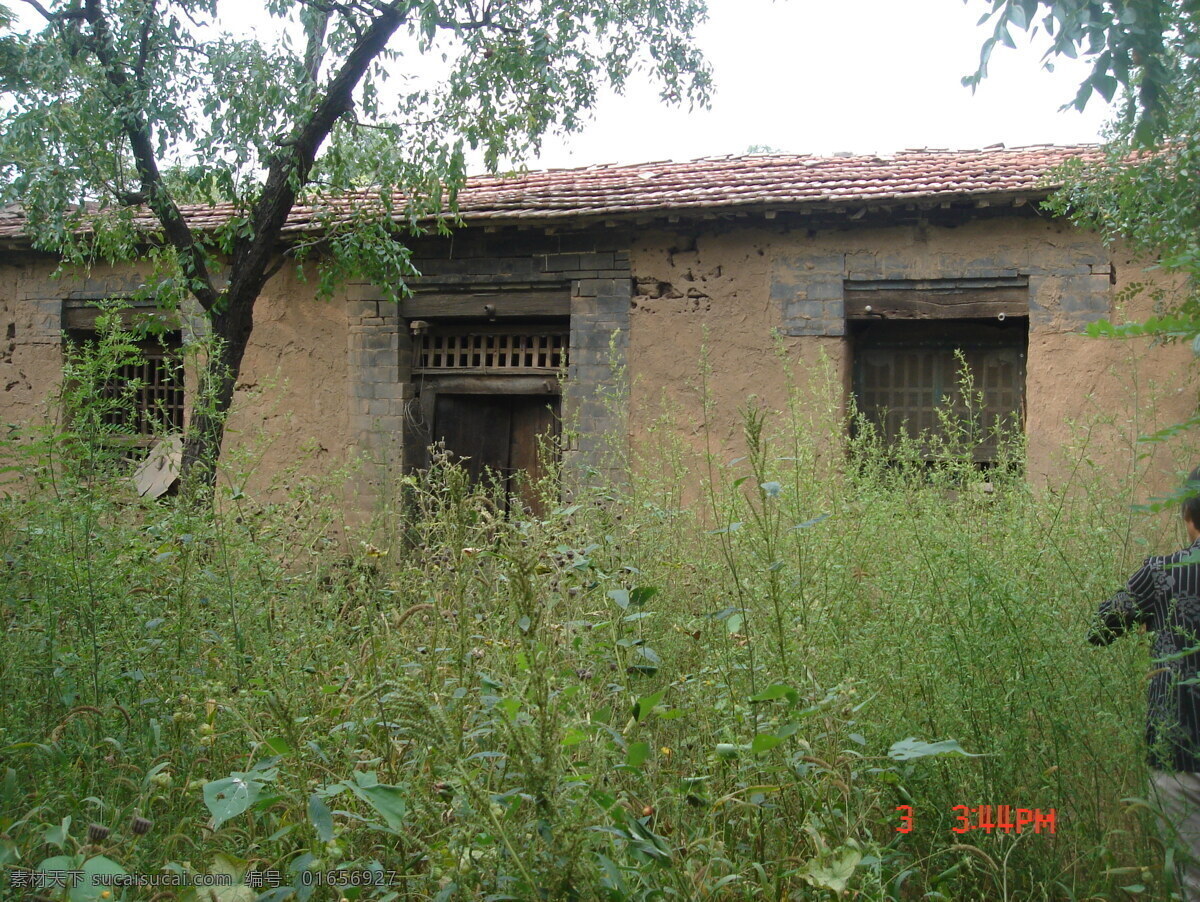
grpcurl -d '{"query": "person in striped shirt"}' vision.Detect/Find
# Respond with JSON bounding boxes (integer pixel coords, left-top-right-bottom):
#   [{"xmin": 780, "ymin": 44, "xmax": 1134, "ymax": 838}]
[{"xmin": 1090, "ymin": 467, "xmax": 1200, "ymax": 901}]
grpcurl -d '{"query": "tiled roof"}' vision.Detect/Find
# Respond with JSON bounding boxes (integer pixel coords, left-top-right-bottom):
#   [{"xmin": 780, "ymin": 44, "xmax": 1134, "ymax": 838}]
[{"xmin": 0, "ymin": 144, "xmax": 1095, "ymax": 240}]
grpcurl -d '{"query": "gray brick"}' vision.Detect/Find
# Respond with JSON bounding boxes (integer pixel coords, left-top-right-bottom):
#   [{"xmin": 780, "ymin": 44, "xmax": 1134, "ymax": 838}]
[
  {"xmin": 785, "ymin": 299, "xmax": 825, "ymax": 320},
  {"xmin": 784, "ymin": 320, "xmax": 839, "ymax": 337},
  {"xmin": 806, "ymin": 281, "xmax": 843, "ymax": 301},
  {"xmin": 571, "ymin": 296, "xmax": 605, "ymax": 316},
  {"xmin": 372, "ymin": 382, "xmax": 413, "ymax": 401},
  {"xmin": 1025, "ymin": 262, "xmax": 1095, "ymax": 277},
  {"xmin": 770, "ymin": 284, "xmax": 799, "ymax": 303},
  {"xmin": 363, "ymin": 348, "xmax": 397, "ymax": 369},
  {"xmin": 545, "ymin": 254, "xmax": 580, "ymax": 272},
  {"xmin": 1059, "ymin": 274, "xmax": 1111, "ymax": 314},
  {"xmin": 572, "ymin": 331, "xmax": 619, "ymax": 351},
  {"xmin": 579, "ymin": 252, "xmax": 616, "ymax": 270},
  {"xmin": 588, "ymin": 279, "xmax": 628, "ymax": 299}
]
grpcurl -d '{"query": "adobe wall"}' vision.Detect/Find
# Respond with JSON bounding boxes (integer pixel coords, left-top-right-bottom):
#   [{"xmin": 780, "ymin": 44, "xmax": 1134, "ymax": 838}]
[
  {"xmin": 0, "ymin": 252, "xmax": 64, "ymax": 440},
  {"xmin": 626, "ymin": 214, "xmax": 1197, "ymax": 495},
  {"xmin": 219, "ymin": 266, "xmax": 350, "ymax": 498},
  {"xmin": 0, "ymin": 257, "xmax": 351, "ymax": 500},
  {"xmin": 2, "ymin": 209, "xmax": 1194, "ymax": 508}
]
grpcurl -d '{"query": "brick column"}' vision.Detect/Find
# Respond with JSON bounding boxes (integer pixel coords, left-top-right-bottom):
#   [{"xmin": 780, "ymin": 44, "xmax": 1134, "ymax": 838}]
[
  {"xmin": 346, "ymin": 294, "xmax": 411, "ymax": 505},
  {"xmin": 566, "ymin": 273, "xmax": 631, "ymax": 482},
  {"xmin": 771, "ymin": 253, "xmax": 847, "ymax": 336}
]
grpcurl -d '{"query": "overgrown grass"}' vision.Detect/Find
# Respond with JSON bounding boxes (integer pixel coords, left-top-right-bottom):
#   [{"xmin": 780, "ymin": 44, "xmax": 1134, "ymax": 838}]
[{"xmin": 0, "ymin": 340, "xmax": 1191, "ymax": 900}]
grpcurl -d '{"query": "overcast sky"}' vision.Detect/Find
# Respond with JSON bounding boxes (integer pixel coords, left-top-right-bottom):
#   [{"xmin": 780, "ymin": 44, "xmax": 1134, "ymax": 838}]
[
  {"xmin": 10, "ymin": 0, "xmax": 1114, "ymax": 172},
  {"xmin": 528, "ymin": 0, "xmax": 1113, "ymax": 170}
]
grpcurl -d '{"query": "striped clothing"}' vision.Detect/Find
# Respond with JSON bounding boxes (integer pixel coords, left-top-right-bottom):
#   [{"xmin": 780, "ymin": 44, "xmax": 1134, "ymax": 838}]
[{"xmin": 1091, "ymin": 538, "xmax": 1200, "ymax": 772}]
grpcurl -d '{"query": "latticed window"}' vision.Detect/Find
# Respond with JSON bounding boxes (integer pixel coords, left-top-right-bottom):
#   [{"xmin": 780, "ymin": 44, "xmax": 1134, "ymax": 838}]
[
  {"xmin": 852, "ymin": 319, "xmax": 1026, "ymax": 463},
  {"xmin": 67, "ymin": 333, "xmax": 185, "ymax": 439},
  {"xmin": 111, "ymin": 338, "xmax": 185, "ymax": 436},
  {"xmin": 415, "ymin": 328, "xmax": 567, "ymax": 374}
]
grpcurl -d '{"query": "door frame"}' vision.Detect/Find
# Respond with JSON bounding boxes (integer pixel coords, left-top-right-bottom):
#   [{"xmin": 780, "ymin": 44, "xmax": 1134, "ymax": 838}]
[{"xmin": 415, "ymin": 374, "xmax": 562, "ymax": 471}]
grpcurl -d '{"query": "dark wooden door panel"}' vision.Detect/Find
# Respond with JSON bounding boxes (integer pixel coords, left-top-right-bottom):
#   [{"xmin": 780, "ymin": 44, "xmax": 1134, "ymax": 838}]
[
  {"xmin": 433, "ymin": 394, "xmax": 513, "ymax": 485},
  {"xmin": 432, "ymin": 393, "xmax": 560, "ymax": 510},
  {"xmin": 509, "ymin": 396, "xmax": 560, "ymax": 512}
]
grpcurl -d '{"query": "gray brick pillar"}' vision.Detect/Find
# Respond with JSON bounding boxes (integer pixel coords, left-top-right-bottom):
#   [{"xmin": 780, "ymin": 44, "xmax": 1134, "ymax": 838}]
[
  {"xmin": 771, "ymin": 254, "xmax": 847, "ymax": 336},
  {"xmin": 566, "ymin": 275, "xmax": 631, "ymax": 482},
  {"xmin": 346, "ymin": 294, "xmax": 411, "ymax": 505}
]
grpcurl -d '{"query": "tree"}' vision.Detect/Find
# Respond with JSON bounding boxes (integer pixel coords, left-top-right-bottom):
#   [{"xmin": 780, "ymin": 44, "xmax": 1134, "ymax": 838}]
[
  {"xmin": 0, "ymin": 0, "xmax": 711, "ymax": 497},
  {"xmin": 969, "ymin": 0, "xmax": 1200, "ymax": 450}
]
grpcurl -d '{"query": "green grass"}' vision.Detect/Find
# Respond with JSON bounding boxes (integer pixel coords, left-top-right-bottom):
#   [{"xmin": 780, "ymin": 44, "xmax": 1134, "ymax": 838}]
[{"xmin": 0, "ymin": 347, "xmax": 1191, "ymax": 901}]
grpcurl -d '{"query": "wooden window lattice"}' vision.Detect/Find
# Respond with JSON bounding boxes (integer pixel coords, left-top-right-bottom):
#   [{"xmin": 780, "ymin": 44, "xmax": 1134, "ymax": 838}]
[
  {"xmin": 114, "ymin": 340, "xmax": 184, "ymax": 435},
  {"xmin": 87, "ymin": 338, "xmax": 185, "ymax": 437},
  {"xmin": 854, "ymin": 343, "xmax": 1025, "ymax": 462},
  {"xmin": 416, "ymin": 331, "xmax": 567, "ymax": 373}
]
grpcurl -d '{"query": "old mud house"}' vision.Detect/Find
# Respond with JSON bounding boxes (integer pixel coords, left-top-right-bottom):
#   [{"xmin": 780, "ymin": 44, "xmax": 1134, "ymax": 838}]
[{"xmin": 0, "ymin": 145, "xmax": 1193, "ymax": 507}]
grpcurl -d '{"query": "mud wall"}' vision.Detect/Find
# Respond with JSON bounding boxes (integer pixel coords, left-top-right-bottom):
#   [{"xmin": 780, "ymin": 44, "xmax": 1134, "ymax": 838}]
[
  {"xmin": 0, "ymin": 257, "xmax": 351, "ymax": 501},
  {"xmin": 2, "ymin": 208, "xmax": 1195, "ymax": 509},
  {"xmin": 626, "ymin": 214, "xmax": 1197, "ymax": 495}
]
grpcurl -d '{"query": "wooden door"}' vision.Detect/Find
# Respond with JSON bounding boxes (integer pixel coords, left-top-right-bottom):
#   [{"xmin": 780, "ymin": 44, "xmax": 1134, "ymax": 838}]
[{"xmin": 432, "ymin": 393, "xmax": 560, "ymax": 511}]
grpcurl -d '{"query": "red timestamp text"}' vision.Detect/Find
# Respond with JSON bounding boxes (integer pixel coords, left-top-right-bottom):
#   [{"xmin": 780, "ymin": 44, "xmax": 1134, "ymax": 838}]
[{"xmin": 895, "ymin": 804, "xmax": 1057, "ymax": 835}]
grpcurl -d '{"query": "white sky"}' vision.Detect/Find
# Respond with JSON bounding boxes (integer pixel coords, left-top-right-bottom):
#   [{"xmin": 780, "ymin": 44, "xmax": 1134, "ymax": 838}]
[
  {"xmin": 527, "ymin": 0, "xmax": 1112, "ymax": 169},
  {"xmin": 10, "ymin": 0, "xmax": 1113, "ymax": 171}
]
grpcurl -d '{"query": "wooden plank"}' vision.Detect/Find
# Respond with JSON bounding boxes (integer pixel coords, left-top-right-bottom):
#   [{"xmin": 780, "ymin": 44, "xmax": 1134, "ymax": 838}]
[
  {"xmin": 844, "ymin": 286, "xmax": 1028, "ymax": 319},
  {"xmin": 433, "ymin": 393, "xmax": 512, "ymax": 486},
  {"xmin": 421, "ymin": 375, "xmax": 560, "ymax": 395},
  {"xmin": 401, "ymin": 289, "xmax": 569, "ymax": 318},
  {"xmin": 509, "ymin": 396, "xmax": 560, "ymax": 515},
  {"xmin": 63, "ymin": 305, "xmax": 183, "ymax": 331}
]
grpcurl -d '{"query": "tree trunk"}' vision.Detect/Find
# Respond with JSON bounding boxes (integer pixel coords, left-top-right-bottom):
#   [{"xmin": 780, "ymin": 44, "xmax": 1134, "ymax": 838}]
[{"xmin": 180, "ymin": 297, "xmax": 255, "ymax": 502}]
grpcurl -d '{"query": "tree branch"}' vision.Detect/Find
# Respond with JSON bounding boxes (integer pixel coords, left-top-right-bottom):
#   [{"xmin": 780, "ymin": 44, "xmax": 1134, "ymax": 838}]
[
  {"xmin": 19, "ymin": 0, "xmax": 89, "ymax": 22},
  {"xmin": 79, "ymin": 0, "xmax": 221, "ymax": 311},
  {"xmin": 302, "ymin": 3, "xmax": 332, "ymax": 85},
  {"xmin": 226, "ymin": 2, "xmax": 408, "ymax": 308},
  {"xmin": 133, "ymin": 0, "xmax": 156, "ymax": 86}
]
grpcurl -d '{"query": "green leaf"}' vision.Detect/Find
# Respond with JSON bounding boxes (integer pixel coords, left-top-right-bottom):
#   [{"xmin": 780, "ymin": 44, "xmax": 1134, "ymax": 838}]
[
  {"xmin": 887, "ymin": 737, "xmax": 984, "ymax": 761},
  {"xmin": 196, "ymin": 854, "xmax": 257, "ymax": 902},
  {"xmin": 561, "ymin": 727, "xmax": 587, "ymax": 747},
  {"xmin": 358, "ymin": 783, "xmax": 408, "ymax": 830},
  {"xmin": 633, "ymin": 688, "xmax": 666, "ymax": 722},
  {"xmin": 791, "ymin": 513, "xmax": 831, "ymax": 530},
  {"xmin": 202, "ymin": 763, "xmax": 277, "ymax": 830},
  {"xmin": 308, "ymin": 794, "xmax": 334, "ymax": 843},
  {"xmin": 607, "ymin": 589, "xmax": 630, "ymax": 610},
  {"xmin": 803, "ymin": 849, "xmax": 862, "ymax": 893},
  {"xmin": 263, "ymin": 736, "xmax": 292, "ymax": 755},
  {"xmin": 749, "ymin": 683, "xmax": 799, "ymax": 705},
  {"xmin": 750, "ymin": 733, "xmax": 784, "ymax": 754},
  {"xmin": 204, "ymin": 776, "xmax": 264, "ymax": 829},
  {"xmin": 707, "ymin": 522, "xmax": 743, "ymax": 535},
  {"xmin": 626, "ymin": 741, "xmax": 651, "ymax": 767},
  {"xmin": 44, "ymin": 816, "xmax": 71, "ymax": 849},
  {"xmin": 629, "ymin": 586, "xmax": 659, "ymax": 605}
]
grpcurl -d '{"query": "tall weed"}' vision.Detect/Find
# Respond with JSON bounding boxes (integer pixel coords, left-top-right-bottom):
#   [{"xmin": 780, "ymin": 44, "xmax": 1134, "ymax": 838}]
[{"xmin": 0, "ymin": 336, "xmax": 1189, "ymax": 900}]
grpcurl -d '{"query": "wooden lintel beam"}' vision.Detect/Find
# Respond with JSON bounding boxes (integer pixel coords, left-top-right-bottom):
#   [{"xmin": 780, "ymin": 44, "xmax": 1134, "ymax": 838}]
[{"xmin": 845, "ymin": 286, "xmax": 1028, "ymax": 320}]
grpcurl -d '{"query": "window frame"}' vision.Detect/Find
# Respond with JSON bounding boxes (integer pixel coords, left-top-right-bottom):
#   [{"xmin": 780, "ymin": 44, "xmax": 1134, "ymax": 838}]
[{"xmin": 849, "ymin": 316, "xmax": 1029, "ymax": 466}]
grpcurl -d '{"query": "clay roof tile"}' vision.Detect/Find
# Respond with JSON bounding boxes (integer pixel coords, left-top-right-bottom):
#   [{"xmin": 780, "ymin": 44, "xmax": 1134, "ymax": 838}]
[{"xmin": 0, "ymin": 144, "xmax": 1098, "ymax": 240}]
